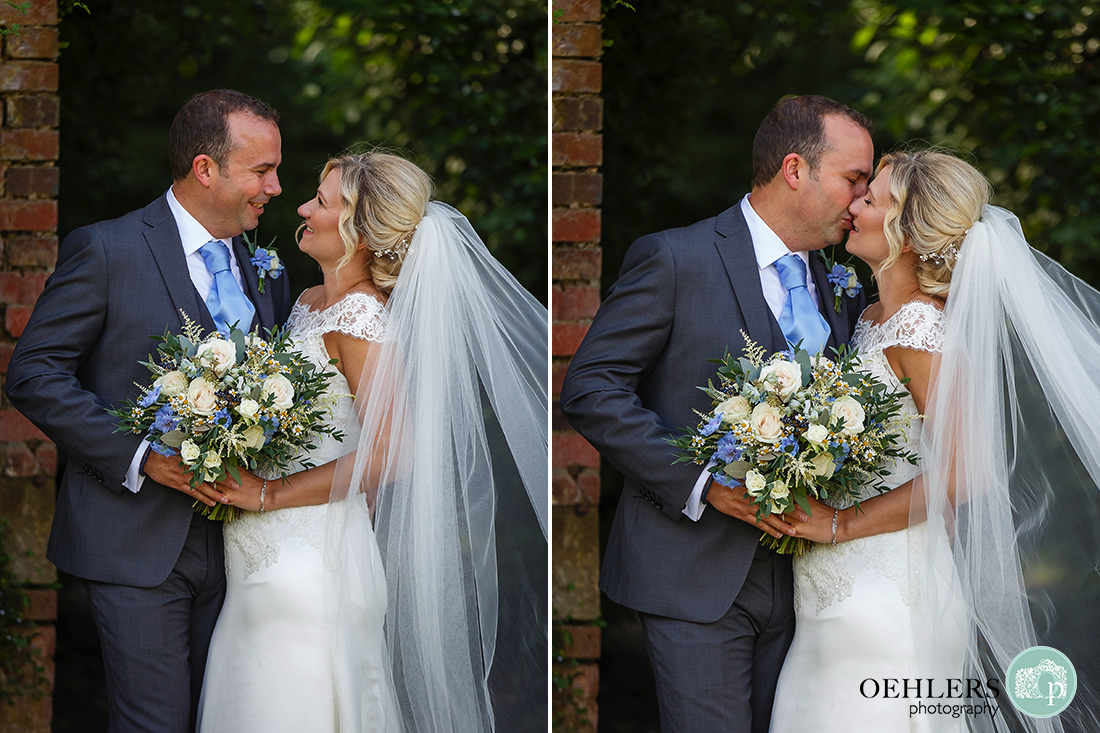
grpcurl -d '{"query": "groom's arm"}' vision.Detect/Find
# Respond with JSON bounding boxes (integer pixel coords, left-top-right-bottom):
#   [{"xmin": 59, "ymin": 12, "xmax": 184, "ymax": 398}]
[
  {"xmin": 6, "ymin": 227, "xmax": 144, "ymax": 492},
  {"xmin": 561, "ymin": 234, "xmax": 702, "ymax": 521}
]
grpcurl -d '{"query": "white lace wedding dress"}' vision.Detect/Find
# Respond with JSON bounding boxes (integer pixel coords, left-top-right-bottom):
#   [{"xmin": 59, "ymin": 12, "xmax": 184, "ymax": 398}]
[
  {"xmin": 197, "ymin": 291, "xmax": 400, "ymax": 732},
  {"xmin": 770, "ymin": 300, "xmax": 967, "ymax": 732}
]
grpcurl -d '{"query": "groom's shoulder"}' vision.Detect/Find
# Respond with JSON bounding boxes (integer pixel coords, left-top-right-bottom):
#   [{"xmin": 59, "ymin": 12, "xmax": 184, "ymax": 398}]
[
  {"xmin": 629, "ymin": 203, "xmax": 746, "ymax": 255},
  {"xmin": 64, "ymin": 196, "xmax": 168, "ymax": 245}
]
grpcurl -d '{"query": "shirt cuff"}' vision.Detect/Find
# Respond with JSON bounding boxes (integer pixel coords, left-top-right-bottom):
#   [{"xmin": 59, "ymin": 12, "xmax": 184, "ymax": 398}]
[
  {"xmin": 123, "ymin": 439, "xmax": 150, "ymax": 494},
  {"xmin": 682, "ymin": 460, "xmax": 716, "ymax": 521}
]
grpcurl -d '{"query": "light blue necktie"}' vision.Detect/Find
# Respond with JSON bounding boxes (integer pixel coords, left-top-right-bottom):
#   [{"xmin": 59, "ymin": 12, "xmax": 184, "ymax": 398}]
[
  {"xmin": 774, "ymin": 254, "xmax": 831, "ymax": 355},
  {"xmin": 199, "ymin": 240, "xmax": 255, "ymax": 334}
]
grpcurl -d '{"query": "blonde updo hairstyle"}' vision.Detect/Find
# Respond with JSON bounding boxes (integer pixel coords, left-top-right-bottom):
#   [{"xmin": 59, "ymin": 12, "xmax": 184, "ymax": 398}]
[
  {"xmin": 315, "ymin": 149, "xmax": 434, "ymax": 295},
  {"xmin": 877, "ymin": 149, "xmax": 992, "ymax": 298}
]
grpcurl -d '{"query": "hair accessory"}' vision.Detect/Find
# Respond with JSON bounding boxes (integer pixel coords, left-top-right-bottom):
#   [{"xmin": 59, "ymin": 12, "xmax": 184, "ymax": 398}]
[
  {"xmin": 377, "ymin": 223, "xmax": 419, "ymax": 259},
  {"xmin": 918, "ymin": 225, "xmax": 972, "ymax": 266}
]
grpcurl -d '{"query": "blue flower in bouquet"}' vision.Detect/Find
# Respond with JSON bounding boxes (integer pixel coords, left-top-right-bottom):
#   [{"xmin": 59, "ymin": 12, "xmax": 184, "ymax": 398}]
[
  {"xmin": 713, "ymin": 472, "xmax": 743, "ymax": 489},
  {"xmin": 149, "ymin": 441, "xmax": 177, "ymax": 457},
  {"xmin": 138, "ymin": 385, "xmax": 161, "ymax": 408},
  {"xmin": 715, "ymin": 433, "xmax": 743, "ymax": 462},
  {"xmin": 213, "ymin": 409, "xmax": 233, "ymax": 429},
  {"xmin": 779, "ymin": 435, "xmax": 799, "ymax": 457},
  {"xmin": 701, "ymin": 412, "xmax": 723, "ymax": 437},
  {"xmin": 152, "ymin": 405, "xmax": 178, "ymax": 433}
]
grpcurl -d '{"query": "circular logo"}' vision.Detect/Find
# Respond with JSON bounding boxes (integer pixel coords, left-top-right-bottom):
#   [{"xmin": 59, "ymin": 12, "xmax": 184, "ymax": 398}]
[{"xmin": 1005, "ymin": 646, "xmax": 1077, "ymax": 718}]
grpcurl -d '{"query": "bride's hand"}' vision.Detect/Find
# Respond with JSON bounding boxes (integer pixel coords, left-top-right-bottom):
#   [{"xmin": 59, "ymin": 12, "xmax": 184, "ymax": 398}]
[
  {"xmin": 786, "ymin": 495, "xmax": 838, "ymax": 544},
  {"xmin": 215, "ymin": 467, "xmax": 266, "ymax": 513}
]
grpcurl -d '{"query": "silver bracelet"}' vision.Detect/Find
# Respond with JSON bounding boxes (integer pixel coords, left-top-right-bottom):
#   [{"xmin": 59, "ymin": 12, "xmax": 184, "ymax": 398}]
[
  {"xmin": 260, "ymin": 479, "xmax": 268, "ymax": 514},
  {"xmin": 831, "ymin": 508, "xmax": 839, "ymax": 546}
]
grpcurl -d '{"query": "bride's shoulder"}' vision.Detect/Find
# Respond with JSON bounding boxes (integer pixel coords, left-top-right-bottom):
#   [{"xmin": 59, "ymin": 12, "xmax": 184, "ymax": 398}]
[
  {"xmin": 889, "ymin": 297, "xmax": 945, "ymax": 353},
  {"xmin": 327, "ymin": 288, "xmax": 387, "ymax": 343}
]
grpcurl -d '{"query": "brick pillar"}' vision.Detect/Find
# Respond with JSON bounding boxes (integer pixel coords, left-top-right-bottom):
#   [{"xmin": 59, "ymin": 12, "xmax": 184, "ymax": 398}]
[
  {"xmin": 551, "ymin": 0, "xmax": 602, "ymax": 729},
  {"xmin": 0, "ymin": 2, "xmax": 59, "ymax": 732}
]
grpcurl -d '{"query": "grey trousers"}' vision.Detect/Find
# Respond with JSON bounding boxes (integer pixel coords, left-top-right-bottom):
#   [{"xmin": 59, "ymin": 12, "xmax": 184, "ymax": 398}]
[
  {"xmin": 85, "ymin": 513, "xmax": 225, "ymax": 733},
  {"xmin": 639, "ymin": 545, "xmax": 795, "ymax": 733}
]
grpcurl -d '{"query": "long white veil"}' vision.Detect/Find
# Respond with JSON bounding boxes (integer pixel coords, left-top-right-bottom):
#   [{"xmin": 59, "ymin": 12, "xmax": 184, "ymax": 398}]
[
  {"xmin": 324, "ymin": 201, "xmax": 548, "ymax": 732},
  {"xmin": 914, "ymin": 205, "xmax": 1100, "ymax": 732}
]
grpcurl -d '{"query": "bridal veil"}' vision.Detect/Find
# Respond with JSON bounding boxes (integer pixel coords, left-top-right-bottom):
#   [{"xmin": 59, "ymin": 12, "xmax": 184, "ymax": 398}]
[
  {"xmin": 914, "ymin": 205, "xmax": 1100, "ymax": 732},
  {"xmin": 324, "ymin": 201, "xmax": 548, "ymax": 732}
]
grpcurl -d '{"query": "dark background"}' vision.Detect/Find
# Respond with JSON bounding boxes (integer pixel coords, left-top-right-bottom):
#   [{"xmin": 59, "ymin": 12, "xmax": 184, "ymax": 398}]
[
  {"xmin": 52, "ymin": 1, "xmax": 546, "ymax": 730},
  {"xmin": 596, "ymin": 1, "xmax": 1100, "ymax": 730}
]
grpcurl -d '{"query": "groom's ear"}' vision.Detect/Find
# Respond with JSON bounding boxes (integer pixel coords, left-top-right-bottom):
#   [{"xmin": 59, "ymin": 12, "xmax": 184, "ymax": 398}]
[
  {"xmin": 192, "ymin": 155, "xmax": 217, "ymax": 188},
  {"xmin": 781, "ymin": 153, "xmax": 805, "ymax": 190}
]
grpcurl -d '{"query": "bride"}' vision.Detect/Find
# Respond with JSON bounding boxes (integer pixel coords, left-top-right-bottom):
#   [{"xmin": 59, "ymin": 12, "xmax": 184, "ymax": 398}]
[
  {"xmin": 196, "ymin": 151, "xmax": 548, "ymax": 732},
  {"xmin": 771, "ymin": 149, "xmax": 1100, "ymax": 732}
]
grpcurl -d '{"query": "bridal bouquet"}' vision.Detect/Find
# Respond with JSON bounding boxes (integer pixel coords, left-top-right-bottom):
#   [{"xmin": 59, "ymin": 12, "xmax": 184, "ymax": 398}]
[
  {"xmin": 110, "ymin": 316, "xmax": 342, "ymax": 521},
  {"xmin": 670, "ymin": 335, "xmax": 917, "ymax": 555}
]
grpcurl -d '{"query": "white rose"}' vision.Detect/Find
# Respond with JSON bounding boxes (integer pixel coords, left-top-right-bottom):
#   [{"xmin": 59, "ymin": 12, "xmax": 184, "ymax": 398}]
[
  {"xmin": 242, "ymin": 425, "xmax": 266, "ymax": 451},
  {"xmin": 180, "ymin": 439, "xmax": 200, "ymax": 464},
  {"xmin": 831, "ymin": 396, "xmax": 866, "ymax": 436},
  {"xmin": 750, "ymin": 403, "xmax": 784, "ymax": 444},
  {"xmin": 760, "ymin": 360, "xmax": 802, "ymax": 401},
  {"xmin": 238, "ymin": 398, "xmax": 260, "ymax": 420},
  {"xmin": 803, "ymin": 423, "xmax": 829, "ymax": 447},
  {"xmin": 262, "ymin": 374, "xmax": 295, "ymax": 411},
  {"xmin": 196, "ymin": 338, "xmax": 237, "ymax": 376},
  {"xmin": 153, "ymin": 370, "xmax": 188, "ymax": 396},
  {"xmin": 187, "ymin": 377, "xmax": 218, "ymax": 416},
  {"xmin": 810, "ymin": 451, "xmax": 836, "ymax": 479},
  {"xmin": 745, "ymin": 469, "xmax": 767, "ymax": 497},
  {"xmin": 769, "ymin": 479, "xmax": 790, "ymax": 512},
  {"xmin": 717, "ymin": 395, "xmax": 752, "ymax": 424},
  {"xmin": 203, "ymin": 452, "xmax": 221, "ymax": 470}
]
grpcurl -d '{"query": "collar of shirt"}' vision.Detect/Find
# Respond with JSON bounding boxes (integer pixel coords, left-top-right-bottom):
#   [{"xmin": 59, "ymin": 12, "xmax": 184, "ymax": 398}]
[
  {"xmin": 166, "ymin": 186, "xmax": 231, "ymax": 256},
  {"xmin": 739, "ymin": 193, "xmax": 819, "ymax": 319}
]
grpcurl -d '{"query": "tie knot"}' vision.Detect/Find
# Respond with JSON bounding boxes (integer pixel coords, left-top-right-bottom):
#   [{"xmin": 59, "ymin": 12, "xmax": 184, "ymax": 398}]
[
  {"xmin": 775, "ymin": 254, "xmax": 808, "ymax": 291},
  {"xmin": 200, "ymin": 240, "xmax": 232, "ymax": 275}
]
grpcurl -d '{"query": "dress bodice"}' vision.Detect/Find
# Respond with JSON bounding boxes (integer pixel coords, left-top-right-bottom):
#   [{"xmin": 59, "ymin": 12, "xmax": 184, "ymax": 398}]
[
  {"xmin": 793, "ymin": 299, "xmax": 944, "ymax": 615},
  {"xmin": 224, "ymin": 291, "xmax": 387, "ymax": 578}
]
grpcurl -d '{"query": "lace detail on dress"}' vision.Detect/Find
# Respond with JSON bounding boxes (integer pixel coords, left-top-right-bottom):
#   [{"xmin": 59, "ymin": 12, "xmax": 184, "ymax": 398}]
[
  {"xmin": 225, "ymin": 505, "xmax": 327, "ymax": 577},
  {"xmin": 851, "ymin": 299, "xmax": 944, "ymax": 355},
  {"xmin": 286, "ymin": 290, "xmax": 386, "ymax": 343}
]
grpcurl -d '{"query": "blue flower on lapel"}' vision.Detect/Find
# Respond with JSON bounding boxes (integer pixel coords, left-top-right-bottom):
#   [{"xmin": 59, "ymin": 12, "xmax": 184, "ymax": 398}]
[
  {"xmin": 820, "ymin": 252, "xmax": 862, "ymax": 313},
  {"xmin": 242, "ymin": 231, "xmax": 285, "ymax": 295}
]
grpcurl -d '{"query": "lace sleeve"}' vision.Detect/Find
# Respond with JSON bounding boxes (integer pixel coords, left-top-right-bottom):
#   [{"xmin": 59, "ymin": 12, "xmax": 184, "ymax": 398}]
[
  {"xmin": 882, "ymin": 300, "xmax": 944, "ymax": 353},
  {"xmin": 321, "ymin": 291, "xmax": 387, "ymax": 342}
]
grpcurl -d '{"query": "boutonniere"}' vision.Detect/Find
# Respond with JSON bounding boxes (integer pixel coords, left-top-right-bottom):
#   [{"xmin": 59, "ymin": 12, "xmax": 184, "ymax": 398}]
[
  {"xmin": 242, "ymin": 231, "xmax": 285, "ymax": 295},
  {"xmin": 820, "ymin": 251, "xmax": 862, "ymax": 313}
]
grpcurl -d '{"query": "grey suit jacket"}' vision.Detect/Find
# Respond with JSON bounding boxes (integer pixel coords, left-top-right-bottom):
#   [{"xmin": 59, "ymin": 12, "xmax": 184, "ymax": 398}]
[
  {"xmin": 6, "ymin": 194, "xmax": 293, "ymax": 588},
  {"xmin": 560, "ymin": 204, "xmax": 865, "ymax": 622}
]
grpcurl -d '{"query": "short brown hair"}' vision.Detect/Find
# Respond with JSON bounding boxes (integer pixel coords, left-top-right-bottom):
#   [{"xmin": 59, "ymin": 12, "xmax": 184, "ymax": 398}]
[
  {"xmin": 751, "ymin": 95, "xmax": 873, "ymax": 188},
  {"xmin": 168, "ymin": 89, "xmax": 279, "ymax": 181}
]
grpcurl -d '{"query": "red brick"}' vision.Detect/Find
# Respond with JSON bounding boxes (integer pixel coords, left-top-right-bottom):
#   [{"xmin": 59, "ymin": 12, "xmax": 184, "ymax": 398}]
[
  {"xmin": 556, "ymin": 623, "xmax": 601, "ymax": 658},
  {"xmin": 5, "ymin": 27, "xmax": 58, "ymax": 59},
  {"xmin": 553, "ymin": 247, "xmax": 602, "ymax": 282},
  {"xmin": 553, "ymin": 59, "xmax": 601, "ymax": 93},
  {"xmin": 20, "ymin": 272, "xmax": 47, "ymax": 303},
  {"xmin": 552, "ymin": 172, "xmax": 602, "ymax": 206},
  {"xmin": 552, "ymin": 96, "xmax": 603, "ymax": 132},
  {"xmin": 0, "ymin": 0, "xmax": 57, "ymax": 25},
  {"xmin": 553, "ymin": 208, "xmax": 600, "ymax": 243},
  {"xmin": 0, "ymin": 129, "xmax": 59, "ymax": 161},
  {"xmin": 553, "ymin": 284, "xmax": 600, "ymax": 321},
  {"xmin": 552, "ymin": 132, "xmax": 602, "ymax": 167},
  {"xmin": 5, "ymin": 167, "xmax": 58, "ymax": 197},
  {"xmin": 0, "ymin": 200, "xmax": 57, "ymax": 230},
  {"xmin": 551, "ymin": 661, "xmax": 599, "ymax": 729},
  {"xmin": 34, "ymin": 442, "xmax": 55, "ymax": 475},
  {"xmin": 0, "ymin": 272, "xmax": 21, "ymax": 303},
  {"xmin": 553, "ymin": 467, "xmax": 600, "ymax": 505},
  {"xmin": 22, "ymin": 590, "xmax": 56, "ymax": 621},
  {"xmin": 3, "ymin": 441, "xmax": 37, "ymax": 476},
  {"xmin": 0, "ymin": 61, "xmax": 58, "ymax": 92},
  {"xmin": 552, "ymin": 358, "xmax": 570, "ymax": 395},
  {"xmin": 7, "ymin": 235, "xmax": 57, "ymax": 267},
  {"xmin": 553, "ymin": 432, "xmax": 600, "ymax": 469},
  {"xmin": 0, "ymin": 343, "xmax": 12, "ymax": 373},
  {"xmin": 552, "ymin": 24, "xmax": 602, "ymax": 58},
  {"xmin": 5, "ymin": 95, "xmax": 60, "ymax": 127},
  {"xmin": 0, "ymin": 410, "xmax": 46, "ymax": 440},
  {"xmin": 554, "ymin": 0, "xmax": 600, "ymax": 22},
  {"xmin": 5, "ymin": 305, "xmax": 34, "ymax": 337}
]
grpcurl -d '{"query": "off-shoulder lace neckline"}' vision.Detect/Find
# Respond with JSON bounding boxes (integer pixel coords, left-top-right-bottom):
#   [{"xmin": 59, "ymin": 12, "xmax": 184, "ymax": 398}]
[
  {"xmin": 296, "ymin": 289, "xmax": 385, "ymax": 315},
  {"xmin": 858, "ymin": 299, "xmax": 943, "ymax": 331}
]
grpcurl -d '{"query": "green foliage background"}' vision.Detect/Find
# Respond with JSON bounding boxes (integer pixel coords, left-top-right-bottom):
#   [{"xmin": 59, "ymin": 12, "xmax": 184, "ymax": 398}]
[{"xmin": 59, "ymin": 0, "xmax": 547, "ymax": 300}]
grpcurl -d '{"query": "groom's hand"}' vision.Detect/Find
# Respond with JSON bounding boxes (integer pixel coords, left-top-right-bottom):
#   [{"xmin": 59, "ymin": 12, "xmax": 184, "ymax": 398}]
[
  {"xmin": 143, "ymin": 452, "xmax": 226, "ymax": 507},
  {"xmin": 705, "ymin": 482, "xmax": 802, "ymax": 539}
]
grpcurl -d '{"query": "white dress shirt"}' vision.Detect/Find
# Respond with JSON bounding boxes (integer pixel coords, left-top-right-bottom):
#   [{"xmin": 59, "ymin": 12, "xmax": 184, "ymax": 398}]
[
  {"xmin": 123, "ymin": 187, "xmax": 249, "ymax": 493},
  {"xmin": 683, "ymin": 194, "xmax": 823, "ymax": 520}
]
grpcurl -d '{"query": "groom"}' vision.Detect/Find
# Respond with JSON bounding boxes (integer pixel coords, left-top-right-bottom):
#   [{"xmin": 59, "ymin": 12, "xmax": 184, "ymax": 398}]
[
  {"xmin": 6, "ymin": 89, "xmax": 293, "ymax": 731},
  {"xmin": 561, "ymin": 95, "xmax": 873, "ymax": 732}
]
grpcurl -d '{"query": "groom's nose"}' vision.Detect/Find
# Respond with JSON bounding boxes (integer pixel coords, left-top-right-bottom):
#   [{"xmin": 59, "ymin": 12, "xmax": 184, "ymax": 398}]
[{"xmin": 264, "ymin": 170, "xmax": 282, "ymax": 198}]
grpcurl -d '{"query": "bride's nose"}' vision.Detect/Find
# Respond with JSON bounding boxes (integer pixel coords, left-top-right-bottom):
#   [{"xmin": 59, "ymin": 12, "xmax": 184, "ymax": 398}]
[{"xmin": 297, "ymin": 201, "xmax": 311, "ymax": 218}]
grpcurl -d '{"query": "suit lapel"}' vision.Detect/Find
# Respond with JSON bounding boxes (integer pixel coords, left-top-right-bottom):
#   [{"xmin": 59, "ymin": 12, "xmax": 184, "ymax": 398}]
[
  {"xmin": 142, "ymin": 197, "xmax": 217, "ymax": 334},
  {"xmin": 809, "ymin": 252, "xmax": 851, "ymax": 350},
  {"xmin": 714, "ymin": 206, "xmax": 786, "ymax": 354},
  {"xmin": 233, "ymin": 237, "xmax": 273, "ymax": 332}
]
